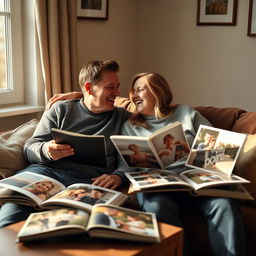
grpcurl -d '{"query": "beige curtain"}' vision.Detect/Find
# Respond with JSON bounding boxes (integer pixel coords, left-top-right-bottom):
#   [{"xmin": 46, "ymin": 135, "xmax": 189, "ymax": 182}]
[{"xmin": 35, "ymin": 0, "xmax": 79, "ymax": 102}]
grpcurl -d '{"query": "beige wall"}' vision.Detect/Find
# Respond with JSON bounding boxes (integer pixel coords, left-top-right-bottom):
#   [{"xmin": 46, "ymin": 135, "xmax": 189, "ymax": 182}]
[
  {"xmin": 2, "ymin": 0, "xmax": 255, "ymax": 131},
  {"xmin": 77, "ymin": 0, "xmax": 137, "ymax": 96},
  {"xmin": 135, "ymin": 0, "xmax": 256, "ymax": 111}
]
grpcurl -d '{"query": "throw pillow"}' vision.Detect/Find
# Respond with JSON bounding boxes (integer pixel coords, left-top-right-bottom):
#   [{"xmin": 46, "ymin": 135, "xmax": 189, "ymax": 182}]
[
  {"xmin": 0, "ymin": 119, "xmax": 38, "ymax": 179},
  {"xmin": 234, "ymin": 134, "xmax": 256, "ymax": 201}
]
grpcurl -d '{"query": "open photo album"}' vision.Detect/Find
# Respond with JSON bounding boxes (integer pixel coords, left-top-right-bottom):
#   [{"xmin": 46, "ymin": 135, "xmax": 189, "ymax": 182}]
[
  {"xmin": 125, "ymin": 169, "xmax": 253, "ymax": 200},
  {"xmin": 17, "ymin": 204, "xmax": 160, "ymax": 243},
  {"xmin": 0, "ymin": 172, "xmax": 128, "ymax": 212},
  {"xmin": 186, "ymin": 125, "xmax": 247, "ymax": 176},
  {"xmin": 124, "ymin": 125, "xmax": 252, "ymax": 200},
  {"xmin": 110, "ymin": 122, "xmax": 190, "ymax": 169}
]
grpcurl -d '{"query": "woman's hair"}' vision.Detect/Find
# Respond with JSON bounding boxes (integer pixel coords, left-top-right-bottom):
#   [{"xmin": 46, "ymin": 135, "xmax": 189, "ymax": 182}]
[
  {"xmin": 129, "ymin": 72, "xmax": 175, "ymax": 128},
  {"xmin": 79, "ymin": 60, "xmax": 119, "ymax": 91}
]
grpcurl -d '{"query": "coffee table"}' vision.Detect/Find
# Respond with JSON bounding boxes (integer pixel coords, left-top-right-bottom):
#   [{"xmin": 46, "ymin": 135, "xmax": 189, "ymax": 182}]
[{"xmin": 0, "ymin": 221, "xmax": 183, "ymax": 256}]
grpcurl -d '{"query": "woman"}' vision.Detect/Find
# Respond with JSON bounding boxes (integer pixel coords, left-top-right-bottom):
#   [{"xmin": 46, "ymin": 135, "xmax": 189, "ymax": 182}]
[
  {"xmin": 25, "ymin": 180, "xmax": 54, "ymax": 200},
  {"xmin": 120, "ymin": 72, "xmax": 244, "ymax": 256},
  {"xmin": 49, "ymin": 73, "xmax": 244, "ymax": 256}
]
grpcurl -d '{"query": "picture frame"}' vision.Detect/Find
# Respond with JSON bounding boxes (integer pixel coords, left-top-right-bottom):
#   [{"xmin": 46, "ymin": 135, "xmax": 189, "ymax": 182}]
[
  {"xmin": 77, "ymin": 0, "xmax": 109, "ymax": 20},
  {"xmin": 197, "ymin": 0, "xmax": 238, "ymax": 26},
  {"xmin": 248, "ymin": 0, "xmax": 256, "ymax": 36}
]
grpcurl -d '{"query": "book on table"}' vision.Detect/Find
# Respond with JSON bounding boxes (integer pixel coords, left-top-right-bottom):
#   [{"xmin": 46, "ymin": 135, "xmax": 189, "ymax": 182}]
[
  {"xmin": 124, "ymin": 125, "xmax": 253, "ymax": 200},
  {"xmin": 110, "ymin": 122, "xmax": 190, "ymax": 169},
  {"xmin": 0, "ymin": 171, "xmax": 128, "ymax": 212},
  {"xmin": 16, "ymin": 204, "xmax": 160, "ymax": 243},
  {"xmin": 51, "ymin": 128, "xmax": 107, "ymax": 168}
]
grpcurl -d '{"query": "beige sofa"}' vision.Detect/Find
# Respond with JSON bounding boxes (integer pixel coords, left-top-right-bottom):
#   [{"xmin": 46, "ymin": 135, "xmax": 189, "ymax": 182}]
[{"xmin": 0, "ymin": 97, "xmax": 255, "ymax": 255}]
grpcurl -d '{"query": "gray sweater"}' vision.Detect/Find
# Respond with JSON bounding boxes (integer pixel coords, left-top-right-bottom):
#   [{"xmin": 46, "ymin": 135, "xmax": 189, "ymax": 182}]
[
  {"xmin": 24, "ymin": 99, "xmax": 129, "ymax": 181},
  {"xmin": 116, "ymin": 104, "xmax": 212, "ymax": 176}
]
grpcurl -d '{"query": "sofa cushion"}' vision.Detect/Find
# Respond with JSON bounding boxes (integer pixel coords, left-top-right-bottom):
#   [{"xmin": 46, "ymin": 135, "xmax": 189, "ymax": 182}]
[
  {"xmin": 194, "ymin": 106, "xmax": 246, "ymax": 130},
  {"xmin": 234, "ymin": 134, "xmax": 256, "ymax": 200},
  {"xmin": 0, "ymin": 119, "xmax": 38, "ymax": 179},
  {"xmin": 232, "ymin": 112, "xmax": 256, "ymax": 134}
]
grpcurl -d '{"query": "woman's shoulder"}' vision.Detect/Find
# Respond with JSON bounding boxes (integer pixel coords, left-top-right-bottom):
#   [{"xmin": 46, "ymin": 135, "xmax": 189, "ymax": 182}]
[{"xmin": 173, "ymin": 104, "xmax": 195, "ymax": 113}]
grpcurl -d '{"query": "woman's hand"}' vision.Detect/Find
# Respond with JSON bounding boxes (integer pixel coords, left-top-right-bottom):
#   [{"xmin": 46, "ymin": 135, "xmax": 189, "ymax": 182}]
[
  {"xmin": 46, "ymin": 91, "xmax": 83, "ymax": 109},
  {"xmin": 92, "ymin": 174, "xmax": 122, "ymax": 190},
  {"xmin": 46, "ymin": 140, "xmax": 74, "ymax": 160}
]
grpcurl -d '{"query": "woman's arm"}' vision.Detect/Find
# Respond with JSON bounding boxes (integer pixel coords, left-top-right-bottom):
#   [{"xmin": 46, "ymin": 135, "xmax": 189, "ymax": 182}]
[{"xmin": 46, "ymin": 91, "xmax": 83, "ymax": 109}]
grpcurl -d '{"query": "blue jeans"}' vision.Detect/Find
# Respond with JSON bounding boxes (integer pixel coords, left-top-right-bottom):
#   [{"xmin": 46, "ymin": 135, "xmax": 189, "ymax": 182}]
[
  {"xmin": 0, "ymin": 164, "xmax": 93, "ymax": 228},
  {"xmin": 137, "ymin": 192, "xmax": 245, "ymax": 256}
]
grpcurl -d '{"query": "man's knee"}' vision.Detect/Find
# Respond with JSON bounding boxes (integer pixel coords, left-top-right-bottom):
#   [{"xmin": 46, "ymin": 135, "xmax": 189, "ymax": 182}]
[{"xmin": 0, "ymin": 203, "xmax": 34, "ymax": 228}]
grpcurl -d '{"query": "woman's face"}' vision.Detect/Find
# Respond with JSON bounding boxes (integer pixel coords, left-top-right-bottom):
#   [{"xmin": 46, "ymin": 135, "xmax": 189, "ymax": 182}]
[
  {"xmin": 132, "ymin": 77, "xmax": 156, "ymax": 116},
  {"xmin": 35, "ymin": 181, "xmax": 53, "ymax": 192}
]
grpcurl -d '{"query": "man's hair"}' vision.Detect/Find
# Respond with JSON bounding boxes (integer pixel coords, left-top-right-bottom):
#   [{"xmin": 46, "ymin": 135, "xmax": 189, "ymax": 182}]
[
  {"xmin": 79, "ymin": 60, "xmax": 119, "ymax": 90},
  {"xmin": 163, "ymin": 134, "xmax": 174, "ymax": 143}
]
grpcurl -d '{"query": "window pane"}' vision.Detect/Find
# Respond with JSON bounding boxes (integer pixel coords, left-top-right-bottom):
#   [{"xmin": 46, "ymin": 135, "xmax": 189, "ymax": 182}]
[
  {"xmin": 0, "ymin": 0, "xmax": 4, "ymax": 12},
  {"xmin": 0, "ymin": 16, "xmax": 7, "ymax": 90}
]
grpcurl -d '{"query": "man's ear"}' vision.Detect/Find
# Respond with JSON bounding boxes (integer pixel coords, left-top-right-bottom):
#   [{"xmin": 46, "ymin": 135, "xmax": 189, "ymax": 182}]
[{"xmin": 84, "ymin": 82, "xmax": 92, "ymax": 95}]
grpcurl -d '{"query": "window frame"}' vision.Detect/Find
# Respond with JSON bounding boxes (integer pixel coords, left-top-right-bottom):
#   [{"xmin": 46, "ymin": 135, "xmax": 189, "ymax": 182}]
[{"xmin": 0, "ymin": 0, "xmax": 24, "ymax": 105}]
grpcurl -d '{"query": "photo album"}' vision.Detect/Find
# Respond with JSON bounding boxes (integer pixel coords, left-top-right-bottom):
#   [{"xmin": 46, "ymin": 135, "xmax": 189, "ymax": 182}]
[
  {"xmin": 110, "ymin": 122, "xmax": 190, "ymax": 169},
  {"xmin": 51, "ymin": 128, "xmax": 107, "ymax": 168},
  {"xmin": 0, "ymin": 172, "xmax": 128, "ymax": 212},
  {"xmin": 186, "ymin": 125, "xmax": 247, "ymax": 176},
  {"xmin": 17, "ymin": 204, "xmax": 160, "ymax": 244},
  {"xmin": 124, "ymin": 125, "xmax": 253, "ymax": 200}
]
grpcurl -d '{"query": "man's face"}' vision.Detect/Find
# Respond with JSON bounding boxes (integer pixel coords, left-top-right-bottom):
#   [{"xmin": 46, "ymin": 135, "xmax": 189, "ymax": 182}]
[
  {"xmin": 85, "ymin": 71, "xmax": 120, "ymax": 113},
  {"xmin": 204, "ymin": 133, "xmax": 213, "ymax": 144},
  {"xmin": 91, "ymin": 190, "xmax": 103, "ymax": 199}
]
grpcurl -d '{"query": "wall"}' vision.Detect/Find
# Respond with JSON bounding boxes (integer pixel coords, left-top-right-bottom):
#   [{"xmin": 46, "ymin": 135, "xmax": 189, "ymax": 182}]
[
  {"xmin": 135, "ymin": 0, "xmax": 256, "ymax": 111},
  {"xmin": 2, "ymin": 0, "xmax": 255, "ymax": 131},
  {"xmin": 77, "ymin": 0, "xmax": 137, "ymax": 96}
]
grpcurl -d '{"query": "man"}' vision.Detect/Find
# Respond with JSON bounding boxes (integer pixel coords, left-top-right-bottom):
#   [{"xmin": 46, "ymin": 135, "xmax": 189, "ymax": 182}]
[
  {"xmin": 92, "ymin": 207, "xmax": 120, "ymax": 228},
  {"xmin": 76, "ymin": 189, "xmax": 106, "ymax": 205},
  {"xmin": 0, "ymin": 60, "xmax": 129, "ymax": 227},
  {"xmin": 197, "ymin": 132, "xmax": 214, "ymax": 150},
  {"xmin": 192, "ymin": 132, "xmax": 215, "ymax": 168}
]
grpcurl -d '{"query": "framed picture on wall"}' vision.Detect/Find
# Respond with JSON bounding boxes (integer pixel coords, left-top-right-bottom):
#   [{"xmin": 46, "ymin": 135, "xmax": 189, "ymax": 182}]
[
  {"xmin": 197, "ymin": 0, "xmax": 238, "ymax": 26},
  {"xmin": 248, "ymin": 0, "xmax": 256, "ymax": 36},
  {"xmin": 77, "ymin": 0, "xmax": 109, "ymax": 20}
]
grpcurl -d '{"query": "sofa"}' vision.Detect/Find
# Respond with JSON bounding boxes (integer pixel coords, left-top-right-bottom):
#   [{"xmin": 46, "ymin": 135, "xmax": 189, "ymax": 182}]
[{"xmin": 0, "ymin": 96, "xmax": 255, "ymax": 256}]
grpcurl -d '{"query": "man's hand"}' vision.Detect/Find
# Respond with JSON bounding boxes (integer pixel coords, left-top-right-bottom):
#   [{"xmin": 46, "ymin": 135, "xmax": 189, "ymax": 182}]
[
  {"xmin": 46, "ymin": 140, "xmax": 74, "ymax": 160},
  {"xmin": 92, "ymin": 174, "xmax": 122, "ymax": 190},
  {"xmin": 46, "ymin": 92, "xmax": 83, "ymax": 110}
]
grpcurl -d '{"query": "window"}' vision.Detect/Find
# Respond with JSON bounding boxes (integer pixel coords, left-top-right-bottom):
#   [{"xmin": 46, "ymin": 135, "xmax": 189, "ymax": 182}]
[
  {"xmin": 0, "ymin": 0, "xmax": 24, "ymax": 105},
  {"xmin": 0, "ymin": 0, "xmax": 44, "ymax": 118}
]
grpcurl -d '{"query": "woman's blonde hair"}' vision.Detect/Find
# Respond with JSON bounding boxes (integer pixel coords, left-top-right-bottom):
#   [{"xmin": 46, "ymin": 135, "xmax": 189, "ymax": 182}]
[{"xmin": 129, "ymin": 73, "xmax": 175, "ymax": 128}]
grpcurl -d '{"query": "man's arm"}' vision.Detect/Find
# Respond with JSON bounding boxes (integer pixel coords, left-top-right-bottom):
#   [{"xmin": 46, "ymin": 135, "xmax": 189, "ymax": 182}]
[{"xmin": 23, "ymin": 104, "xmax": 74, "ymax": 164}]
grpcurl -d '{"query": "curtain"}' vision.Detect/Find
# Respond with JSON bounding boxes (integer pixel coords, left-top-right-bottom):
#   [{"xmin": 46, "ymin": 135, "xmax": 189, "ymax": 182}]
[{"xmin": 34, "ymin": 0, "xmax": 79, "ymax": 102}]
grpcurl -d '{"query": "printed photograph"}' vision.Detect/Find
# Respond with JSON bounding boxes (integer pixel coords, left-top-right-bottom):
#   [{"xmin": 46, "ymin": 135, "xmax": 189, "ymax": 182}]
[
  {"xmin": 90, "ymin": 205, "xmax": 157, "ymax": 237},
  {"xmin": 186, "ymin": 126, "xmax": 246, "ymax": 176},
  {"xmin": 50, "ymin": 184, "xmax": 117, "ymax": 206},
  {"xmin": 150, "ymin": 125, "xmax": 189, "ymax": 168},
  {"xmin": 19, "ymin": 208, "xmax": 88, "ymax": 236}
]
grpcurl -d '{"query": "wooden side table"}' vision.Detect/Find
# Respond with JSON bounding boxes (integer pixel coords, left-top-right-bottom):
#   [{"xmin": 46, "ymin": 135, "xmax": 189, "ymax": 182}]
[{"xmin": 0, "ymin": 221, "xmax": 183, "ymax": 256}]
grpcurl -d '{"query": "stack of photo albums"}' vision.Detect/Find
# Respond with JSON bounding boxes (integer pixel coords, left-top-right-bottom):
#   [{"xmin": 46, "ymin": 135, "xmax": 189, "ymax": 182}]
[
  {"xmin": 0, "ymin": 172, "xmax": 160, "ymax": 243},
  {"xmin": 0, "ymin": 123, "xmax": 253, "ymax": 243},
  {"xmin": 111, "ymin": 123, "xmax": 253, "ymax": 200}
]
